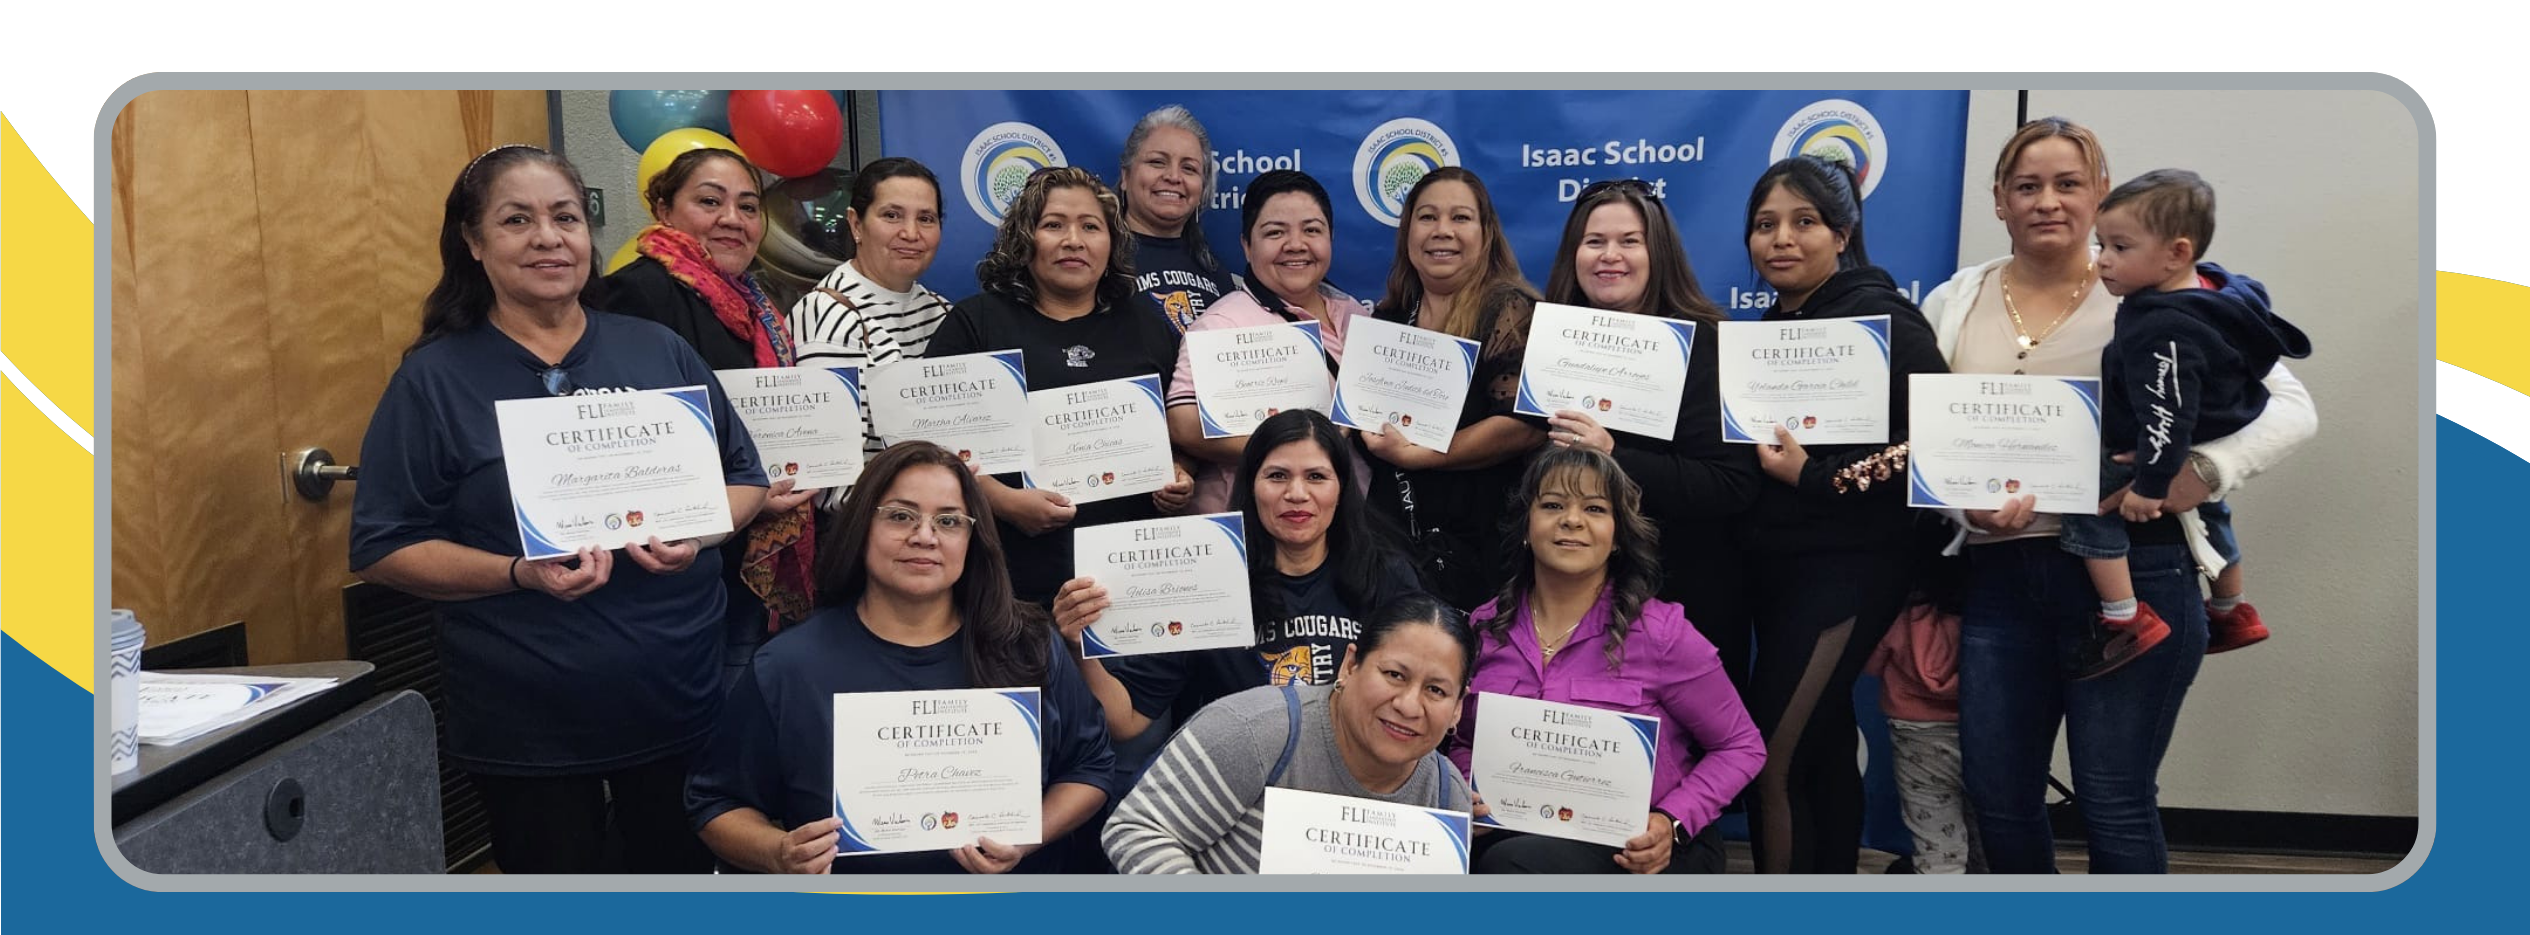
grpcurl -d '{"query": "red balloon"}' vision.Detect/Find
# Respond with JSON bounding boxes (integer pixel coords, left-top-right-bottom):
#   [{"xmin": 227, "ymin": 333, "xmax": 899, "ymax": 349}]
[{"xmin": 727, "ymin": 90, "xmax": 844, "ymax": 179}]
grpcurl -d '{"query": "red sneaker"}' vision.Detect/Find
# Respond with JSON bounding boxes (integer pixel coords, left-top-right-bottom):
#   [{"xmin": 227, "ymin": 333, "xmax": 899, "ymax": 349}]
[
  {"xmin": 2206, "ymin": 601, "xmax": 2271, "ymax": 654},
  {"xmin": 2073, "ymin": 602, "xmax": 2173, "ymax": 681}
]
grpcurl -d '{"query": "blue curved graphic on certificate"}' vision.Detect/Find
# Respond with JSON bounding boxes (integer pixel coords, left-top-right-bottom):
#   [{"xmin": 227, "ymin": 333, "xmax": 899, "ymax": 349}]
[
  {"xmin": 1295, "ymin": 320, "xmax": 1325, "ymax": 357},
  {"xmin": 1721, "ymin": 399, "xmax": 1761, "ymax": 443},
  {"xmin": 2061, "ymin": 378, "xmax": 2102, "ymax": 423},
  {"xmin": 989, "ymin": 350, "xmax": 1030, "ymax": 390},
  {"xmin": 1909, "ymin": 466, "xmax": 1949, "ymax": 508},
  {"xmin": 1857, "ymin": 317, "xmax": 1892, "ymax": 363},
  {"xmin": 515, "ymin": 503, "xmax": 567, "ymax": 559},
  {"xmin": 1661, "ymin": 320, "xmax": 1698, "ymax": 372},
  {"xmin": 998, "ymin": 690, "xmax": 1044, "ymax": 749},
  {"xmin": 828, "ymin": 367, "xmax": 863, "ymax": 408},
  {"xmin": 1206, "ymin": 513, "xmax": 1248, "ymax": 563},
  {"xmin": 1429, "ymin": 811, "xmax": 1472, "ymax": 869},
  {"xmin": 1080, "ymin": 627, "xmax": 1122, "ymax": 659},
  {"xmin": 1468, "ymin": 776, "xmax": 1503, "ymax": 827},
  {"xmin": 667, "ymin": 387, "xmax": 715, "ymax": 432},
  {"xmin": 1621, "ymin": 713, "xmax": 1661, "ymax": 773},
  {"xmin": 1329, "ymin": 385, "xmax": 1361, "ymax": 429},
  {"xmin": 833, "ymin": 793, "xmax": 880, "ymax": 853},
  {"xmin": 1513, "ymin": 373, "xmax": 1549, "ymax": 417},
  {"xmin": 1451, "ymin": 336, "xmax": 1478, "ymax": 373},
  {"xmin": 1197, "ymin": 401, "xmax": 1233, "ymax": 438},
  {"xmin": 1130, "ymin": 375, "xmax": 1165, "ymax": 411}
]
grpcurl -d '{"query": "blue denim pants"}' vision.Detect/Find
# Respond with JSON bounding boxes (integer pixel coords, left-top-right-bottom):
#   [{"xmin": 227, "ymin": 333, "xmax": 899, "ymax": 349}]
[
  {"xmin": 1957, "ymin": 537, "xmax": 2208, "ymax": 873},
  {"xmin": 2059, "ymin": 458, "xmax": 2243, "ymax": 565}
]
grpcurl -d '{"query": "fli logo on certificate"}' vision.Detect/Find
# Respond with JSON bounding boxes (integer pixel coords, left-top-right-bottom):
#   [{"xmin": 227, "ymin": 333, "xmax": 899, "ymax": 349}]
[
  {"xmin": 714, "ymin": 366, "xmax": 865, "ymax": 489},
  {"xmin": 1257, "ymin": 786, "xmax": 1471, "ymax": 874},
  {"xmin": 866, "ymin": 350, "xmax": 1033, "ymax": 475},
  {"xmin": 1070, "ymin": 513, "xmax": 1254, "ymax": 659},
  {"xmin": 1906, "ymin": 373, "xmax": 2104, "ymax": 515},
  {"xmin": 831, "ymin": 688, "xmax": 1044, "ymax": 856},
  {"xmin": 1329, "ymin": 317, "xmax": 1478, "ymax": 453},
  {"xmin": 494, "ymin": 385, "xmax": 734, "ymax": 559},
  {"xmin": 1717, "ymin": 316, "xmax": 1892, "ymax": 445},
  {"xmin": 1024, "ymin": 374, "xmax": 1174, "ymax": 505},
  {"xmin": 1186, "ymin": 320, "xmax": 1332, "ymax": 438},
  {"xmin": 1512, "ymin": 303, "xmax": 1695, "ymax": 441},
  {"xmin": 1466, "ymin": 693, "xmax": 1660, "ymax": 848}
]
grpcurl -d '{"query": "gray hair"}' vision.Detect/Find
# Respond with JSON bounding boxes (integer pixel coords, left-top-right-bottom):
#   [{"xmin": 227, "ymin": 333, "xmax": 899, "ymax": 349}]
[{"xmin": 1117, "ymin": 104, "xmax": 1221, "ymax": 270}]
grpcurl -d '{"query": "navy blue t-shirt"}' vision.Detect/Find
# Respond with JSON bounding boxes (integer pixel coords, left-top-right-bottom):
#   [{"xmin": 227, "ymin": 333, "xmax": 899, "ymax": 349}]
[
  {"xmin": 684, "ymin": 603, "xmax": 1120, "ymax": 874},
  {"xmin": 1106, "ymin": 554, "xmax": 1422, "ymax": 728},
  {"xmin": 1128, "ymin": 232, "xmax": 1230, "ymax": 333},
  {"xmin": 349, "ymin": 311, "xmax": 768, "ymax": 775}
]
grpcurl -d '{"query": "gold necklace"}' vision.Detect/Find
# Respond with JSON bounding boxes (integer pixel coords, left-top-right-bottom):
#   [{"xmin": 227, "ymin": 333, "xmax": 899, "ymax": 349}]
[
  {"xmin": 2000, "ymin": 259, "xmax": 2095, "ymax": 356},
  {"xmin": 1531, "ymin": 597, "xmax": 1582, "ymax": 662}
]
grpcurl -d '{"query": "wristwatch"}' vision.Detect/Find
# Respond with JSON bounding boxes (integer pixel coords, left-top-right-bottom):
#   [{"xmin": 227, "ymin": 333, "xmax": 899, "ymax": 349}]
[
  {"xmin": 2187, "ymin": 451, "xmax": 2225, "ymax": 495},
  {"xmin": 1654, "ymin": 809, "xmax": 1687, "ymax": 847}
]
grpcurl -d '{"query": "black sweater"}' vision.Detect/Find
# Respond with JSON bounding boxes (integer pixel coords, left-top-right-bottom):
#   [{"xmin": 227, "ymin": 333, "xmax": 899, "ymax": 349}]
[
  {"xmin": 602, "ymin": 256, "xmax": 757, "ymax": 372},
  {"xmin": 2102, "ymin": 263, "xmax": 2312, "ymax": 499},
  {"xmin": 1738, "ymin": 266, "xmax": 1948, "ymax": 557}
]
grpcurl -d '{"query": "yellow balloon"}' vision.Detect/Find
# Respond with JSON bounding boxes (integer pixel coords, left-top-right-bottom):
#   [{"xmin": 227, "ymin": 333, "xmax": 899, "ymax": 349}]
[
  {"xmin": 636, "ymin": 128, "xmax": 745, "ymax": 202},
  {"xmin": 604, "ymin": 232, "xmax": 648, "ymax": 275}
]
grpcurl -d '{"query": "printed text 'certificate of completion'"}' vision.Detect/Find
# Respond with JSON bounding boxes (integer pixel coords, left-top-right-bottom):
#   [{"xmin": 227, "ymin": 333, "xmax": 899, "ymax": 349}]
[
  {"xmin": 867, "ymin": 351, "xmax": 1032, "ymax": 475},
  {"xmin": 1467, "ymin": 693, "xmax": 1660, "ymax": 848},
  {"xmin": 1514, "ymin": 303, "xmax": 1695, "ymax": 441},
  {"xmin": 1187, "ymin": 320, "xmax": 1331, "ymax": 438},
  {"xmin": 831, "ymin": 688, "xmax": 1043, "ymax": 856},
  {"xmin": 1717, "ymin": 316, "xmax": 1891, "ymax": 445},
  {"xmin": 496, "ymin": 386, "xmax": 733, "ymax": 559},
  {"xmin": 1907, "ymin": 374, "xmax": 2103, "ymax": 515},
  {"xmin": 1026, "ymin": 375, "xmax": 1174, "ymax": 506},
  {"xmin": 716, "ymin": 366, "xmax": 864, "ymax": 489},
  {"xmin": 1070, "ymin": 513, "xmax": 1254, "ymax": 659},
  {"xmin": 1330, "ymin": 317, "xmax": 1477, "ymax": 453},
  {"xmin": 1258, "ymin": 786, "xmax": 1470, "ymax": 874}
]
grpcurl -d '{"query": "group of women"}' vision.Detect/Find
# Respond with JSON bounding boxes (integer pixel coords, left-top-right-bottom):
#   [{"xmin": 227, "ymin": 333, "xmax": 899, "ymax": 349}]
[{"xmin": 349, "ymin": 107, "xmax": 2314, "ymax": 875}]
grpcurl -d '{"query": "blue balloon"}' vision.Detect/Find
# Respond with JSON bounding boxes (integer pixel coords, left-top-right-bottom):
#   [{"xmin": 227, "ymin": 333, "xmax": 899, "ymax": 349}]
[{"xmin": 608, "ymin": 90, "xmax": 733, "ymax": 152}]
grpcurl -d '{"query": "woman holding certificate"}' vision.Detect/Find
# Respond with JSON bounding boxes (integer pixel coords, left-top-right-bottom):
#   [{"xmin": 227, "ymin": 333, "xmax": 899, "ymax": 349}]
[
  {"xmin": 1733, "ymin": 154, "xmax": 1949, "ymax": 874},
  {"xmin": 788, "ymin": 157, "xmax": 958, "ymax": 490},
  {"xmin": 1167, "ymin": 170, "xmax": 1376, "ymax": 515},
  {"xmin": 1358, "ymin": 167, "xmax": 1547, "ymax": 612},
  {"xmin": 686, "ymin": 442, "xmax": 1119, "ymax": 874},
  {"xmin": 1447, "ymin": 447, "xmax": 1765, "ymax": 874},
  {"xmin": 350, "ymin": 145, "xmax": 770, "ymax": 873},
  {"xmin": 1102, "ymin": 593, "xmax": 1479, "ymax": 874},
  {"xmin": 1534, "ymin": 179, "xmax": 1761, "ymax": 685},
  {"xmin": 602, "ymin": 146, "xmax": 823, "ymax": 679},
  {"xmin": 924, "ymin": 166, "xmax": 1197, "ymax": 607},
  {"xmin": 1922, "ymin": 119, "xmax": 2316, "ymax": 873}
]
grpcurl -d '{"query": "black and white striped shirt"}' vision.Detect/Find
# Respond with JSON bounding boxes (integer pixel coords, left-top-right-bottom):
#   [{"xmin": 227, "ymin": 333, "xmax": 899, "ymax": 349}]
[{"xmin": 786, "ymin": 260, "xmax": 953, "ymax": 507}]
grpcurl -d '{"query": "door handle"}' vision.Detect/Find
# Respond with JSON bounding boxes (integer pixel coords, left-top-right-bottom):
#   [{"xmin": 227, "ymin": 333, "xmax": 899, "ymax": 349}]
[{"xmin": 290, "ymin": 447, "xmax": 359, "ymax": 501}]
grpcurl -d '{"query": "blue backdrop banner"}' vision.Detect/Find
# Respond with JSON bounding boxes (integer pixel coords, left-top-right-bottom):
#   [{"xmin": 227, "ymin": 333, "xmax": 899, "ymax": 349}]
[{"xmin": 875, "ymin": 90, "xmax": 1969, "ymax": 318}]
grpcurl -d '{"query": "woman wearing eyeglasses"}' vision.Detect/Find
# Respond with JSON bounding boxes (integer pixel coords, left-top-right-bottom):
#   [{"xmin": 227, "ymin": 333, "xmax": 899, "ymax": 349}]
[
  {"xmin": 350, "ymin": 145, "xmax": 771, "ymax": 873},
  {"xmin": 686, "ymin": 442, "xmax": 1119, "ymax": 874}
]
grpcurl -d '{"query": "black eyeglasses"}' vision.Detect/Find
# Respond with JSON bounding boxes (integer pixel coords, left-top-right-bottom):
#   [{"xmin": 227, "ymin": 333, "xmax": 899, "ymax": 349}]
[
  {"xmin": 1578, "ymin": 178, "xmax": 1659, "ymax": 201},
  {"xmin": 538, "ymin": 366, "xmax": 576, "ymax": 397}
]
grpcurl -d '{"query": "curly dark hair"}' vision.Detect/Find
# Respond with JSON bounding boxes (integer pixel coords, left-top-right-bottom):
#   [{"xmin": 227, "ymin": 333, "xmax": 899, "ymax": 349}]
[
  {"xmin": 1482, "ymin": 446, "xmax": 1663, "ymax": 672},
  {"xmin": 972, "ymin": 165, "xmax": 1138, "ymax": 313}
]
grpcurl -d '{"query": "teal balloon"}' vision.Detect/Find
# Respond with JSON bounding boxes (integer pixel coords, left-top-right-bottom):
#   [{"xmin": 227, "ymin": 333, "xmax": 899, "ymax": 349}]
[{"xmin": 608, "ymin": 90, "xmax": 732, "ymax": 152}]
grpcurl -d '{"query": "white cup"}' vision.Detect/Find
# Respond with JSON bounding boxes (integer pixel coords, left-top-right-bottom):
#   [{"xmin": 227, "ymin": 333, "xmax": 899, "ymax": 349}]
[{"xmin": 110, "ymin": 609, "xmax": 145, "ymax": 773}]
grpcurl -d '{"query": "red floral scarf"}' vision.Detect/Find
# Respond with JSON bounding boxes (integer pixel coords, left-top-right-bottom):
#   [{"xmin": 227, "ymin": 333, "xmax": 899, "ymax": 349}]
[{"xmin": 636, "ymin": 225, "xmax": 815, "ymax": 630}]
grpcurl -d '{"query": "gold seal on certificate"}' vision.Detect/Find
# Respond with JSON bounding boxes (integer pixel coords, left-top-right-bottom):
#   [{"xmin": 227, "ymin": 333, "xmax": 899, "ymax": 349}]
[
  {"xmin": 1907, "ymin": 373, "xmax": 2104, "ymax": 514},
  {"xmin": 1329, "ymin": 317, "xmax": 1478, "ymax": 452},
  {"xmin": 1026, "ymin": 374, "xmax": 1174, "ymax": 506},
  {"xmin": 1070, "ymin": 513, "xmax": 1254, "ymax": 659},
  {"xmin": 1257, "ymin": 787, "xmax": 1470, "ymax": 874},
  {"xmin": 1186, "ymin": 320, "xmax": 1332, "ymax": 438},
  {"xmin": 866, "ymin": 350, "xmax": 1032, "ymax": 475},
  {"xmin": 831, "ymin": 688, "xmax": 1044, "ymax": 857},
  {"xmin": 715, "ymin": 366, "xmax": 864, "ymax": 489},
  {"xmin": 1717, "ymin": 316, "xmax": 1892, "ymax": 445},
  {"xmin": 494, "ymin": 385, "xmax": 735, "ymax": 559},
  {"xmin": 1466, "ymin": 693, "xmax": 1660, "ymax": 848},
  {"xmin": 1512, "ymin": 302, "xmax": 1695, "ymax": 441}
]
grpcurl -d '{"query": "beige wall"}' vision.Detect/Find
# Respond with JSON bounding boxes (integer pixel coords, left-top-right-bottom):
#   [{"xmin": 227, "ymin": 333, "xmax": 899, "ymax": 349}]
[{"xmin": 1957, "ymin": 90, "xmax": 2422, "ymax": 817}]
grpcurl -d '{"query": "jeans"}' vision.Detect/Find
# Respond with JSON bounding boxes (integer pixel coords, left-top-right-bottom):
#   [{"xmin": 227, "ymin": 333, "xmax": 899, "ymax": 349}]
[
  {"xmin": 1957, "ymin": 538, "xmax": 2208, "ymax": 873},
  {"xmin": 2058, "ymin": 461, "xmax": 2242, "ymax": 566}
]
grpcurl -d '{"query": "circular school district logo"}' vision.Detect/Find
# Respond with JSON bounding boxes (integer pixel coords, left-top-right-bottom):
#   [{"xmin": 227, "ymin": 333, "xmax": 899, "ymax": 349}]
[
  {"xmin": 1353, "ymin": 117, "xmax": 1459, "ymax": 227},
  {"xmin": 961, "ymin": 121, "xmax": 1068, "ymax": 225},
  {"xmin": 1771, "ymin": 99, "xmax": 1890, "ymax": 200}
]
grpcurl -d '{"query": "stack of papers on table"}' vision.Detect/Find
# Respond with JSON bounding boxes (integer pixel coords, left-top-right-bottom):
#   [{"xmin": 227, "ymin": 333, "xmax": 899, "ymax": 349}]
[{"xmin": 138, "ymin": 672, "xmax": 340, "ymax": 746}]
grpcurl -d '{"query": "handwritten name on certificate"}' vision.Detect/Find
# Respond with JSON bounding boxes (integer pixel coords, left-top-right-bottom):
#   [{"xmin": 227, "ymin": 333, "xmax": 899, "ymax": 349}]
[
  {"xmin": 1718, "ymin": 316, "xmax": 1891, "ymax": 445},
  {"xmin": 866, "ymin": 351, "xmax": 1032, "ymax": 475},
  {"xmin": 1025, "ymin": 375, "xmax": 1174, "ymax": 506},
  {"xmin": 1467, "ymin": 693, "xmax": 1660, "ymax": 848},
  {"xmin": 495, "ymin": 386, "xmax": 733, "ymax": 560},
  {"xmin": 832, "ymin": 688, "xmax": 1044, "ymax": 856},
  {"xmin": 1186, "ymin": 320, "xmax": 1332, "ymax": 438},
  {"xmin": 1258, "ymin": 787, "xmax": 1469, "ymax": 874},
  {"xmin": 1907, "ymin": 374, "xmax": 2104, "ymax": 515},
  {"xmin": 1513, "ymin": 303, "xmax": 1695, "ymax": 441},
  {"xmin": 1070, "ymin": 513, "xmax": 1254, "ymax": 659},
  {"xmin": 1329, "ymin": 317, "xmax": 1478, "ymax": 453},
  {"xmin": 715, "ymin": 366, "xmax": 864, "ymax": 490}
]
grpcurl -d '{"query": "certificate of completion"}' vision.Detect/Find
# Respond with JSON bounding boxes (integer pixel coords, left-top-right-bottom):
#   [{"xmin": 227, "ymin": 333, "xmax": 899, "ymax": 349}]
[
  {"xmin": 495, "ymin": 386, "xmax": 734, "ymax": 560},
  {"xmin": 1512, "ymin": 303, "xmax": 1695, "ymax": 441},
  {"xmin": 831, "ymin": 688, "xmax": 1044, "ymax": 856},
  {"xmin": 715, "ymin": 366, "xmax": 864, "ymax": 489},
  {"xmin": 866, "ymin": 351, "xmax": 1032, "ymax": 475},
  {"xmin": 1907, "ymin": 374, "xmax": 2104, "ymax": 515},
  {"xmin": 1185, "ymin": 320, "xmax": 1332, "ymax": 438},
  {"xmin": 1329, "ymin": 317, "xmax": 1478, "ymax": 452},
  {"xmin": 1466, "ymin": 693, "xmax": 1660, "ymax": 848},
  {"xmin": 1025, "ymin": 375, "xmax": 1174, "ymax": 506},
  {"xmin": 1257, "ymin": 786, "xmax": 1470, "ymax": 874},
  {"xmin": 1717, "ymin": 316, "xmax": 1892, "ymax": 445},
  {"xmin": 1069, "ymin": 513, "xmax": 1254, "ymax": 659}
]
